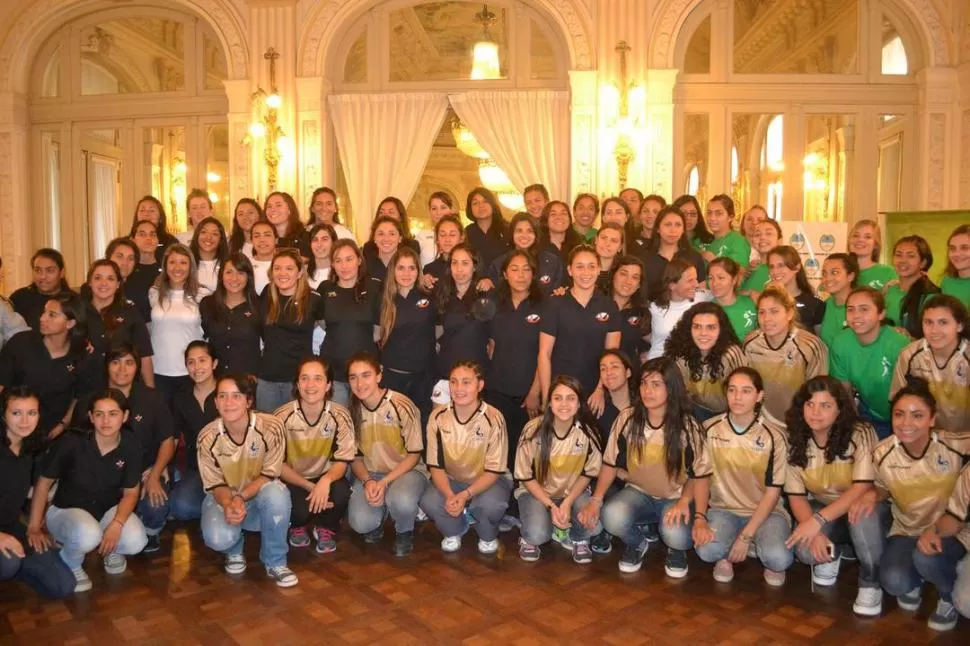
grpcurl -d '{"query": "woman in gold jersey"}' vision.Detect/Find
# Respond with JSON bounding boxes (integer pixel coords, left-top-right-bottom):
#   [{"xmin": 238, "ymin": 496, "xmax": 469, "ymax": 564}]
[
  {"xmin": 784, "ymin": 376, "xmax": 885, "ymax": 616},
  {"xmin": 692, "ymin": 367, "xmax": 793, "ymax": 587},
  {"xmin": 851, "ymin": 381, "xmax": 969, "ymax": 632}
]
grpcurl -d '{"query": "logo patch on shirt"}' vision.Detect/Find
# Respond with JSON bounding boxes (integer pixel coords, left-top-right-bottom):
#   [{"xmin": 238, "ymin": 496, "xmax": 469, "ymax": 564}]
[
  {"xmin": 384, "ymin": 410, "xmax": 395, "ymax": 425},
  {"xmin": 115, "ymin": 316, "xmax": 125, "ymax": 324},
  {"xmin": 595, "ymin": 312, "xmax": 610, "ymax": 322},
  {"xmin": 327, "ymin": 291, "xmax": 337, "ymax": 297},
  {"xmin": 525, "ymin": 314, "xmax": 541, "ymax": 324},
  {"xmin": 957, "ymin": 363, "xmax": 967, "ymax": 381},
  {"xmin": 134, "ymin": 414, "xmax": 143, "ymax": 423},
  {"xmin": 115, "ymin": 459, "xmax": 125, "ymax": 469},
  {"xmin": 743, "ymin": 311, "xmax": 757, "ymax": 329},
  {"xmin": 571, "ymin": 438, "xmax": 586, "ymax": 454},
  {"xmin": 936, "ymin": 455, "xmax": 951, "ymax": 473},
  {"xmin": 416, "ymin": 298, "xmax": 431, "ymax": 308},
  {"xmin": 539, "ymin": 275, "xmax": 552, "ymax": 284},
  {"xmin": 321, "ymin": 424, "xmax": 334, "ymax": 438},
  {"xmin": 244, "ymin": 311, "xmax": 253, "ymax": 318},
  {"xmin": 785, "ymin": 350, "xmax": 796, "ymax": 367},
  {"xmin": 754, "ymin": 436, "xmax": 766, "ymax": 451},
  {"xmin": 881, "ymin": 357, "xmax": 891, "ymax": 378},
  {"xmin": 248, "ymin": 440, "xmax": 259, "ymax": 458},
  {"xmin": 627, "ymin": 316, "xmax": 641, "ymax": 326}
]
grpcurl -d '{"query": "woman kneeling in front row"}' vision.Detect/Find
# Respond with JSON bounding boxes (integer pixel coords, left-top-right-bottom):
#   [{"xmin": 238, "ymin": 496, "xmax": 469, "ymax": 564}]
[
  {"xmin": 515, "ymin": 376, "xmax": 603, "ymax": 564},
  {"xmin": 586, "ymin": 357, "xmax": 708, "ymax": 577},
  {"xmin": 420, "ymin": 361, "xmax": 512, "ymax": 554}
]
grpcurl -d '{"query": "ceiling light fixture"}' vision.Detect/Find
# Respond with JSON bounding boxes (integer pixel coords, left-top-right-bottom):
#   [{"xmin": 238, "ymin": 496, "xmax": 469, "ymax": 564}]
[{"xmin": 471, "ymin": 3, "xmax": 500, "ymax": 80}]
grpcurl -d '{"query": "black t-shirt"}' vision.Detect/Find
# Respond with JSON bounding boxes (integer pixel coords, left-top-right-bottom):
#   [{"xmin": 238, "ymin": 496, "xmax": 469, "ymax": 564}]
[
  {"xmin": 74, "ymin": 383, "xmax": 175, "ymax": 472},
  {"xmin": 486, "ymin": 297, "xmax": 543, "ymax": 397},
  {"xmin": 85, "ymin": 300, "xmax": 153, "ymax": 389},
  {"xmin": 465, "ymin": 221, "xmax": 509, "ymax": 269},
  {"xmin": 0, "ymin": 441, "xmax": 33, "ymax": 533},
  {"xmin": 617, "ymin": 304, "xmax": 650, "ymax": 364},
  {"xmin": 259, "ymin": 289, "xmax": 326, "ymax": 382},
  {"xmin": 489, "ymin": 249, "xmax": 564, "ymax": 299},
  {"xmin": 364, "ymin": 254, "xmax": 390, "ymax": 284},
  {"xmin": 44, "ymin": 430, "xmax": 141, "ymax": 519},
  {"xmin": 171, "ymin": 388, "xmax": 218, "ymax": 471},
  {"xmin": 0, "ymin": 331, "xmax": 100, "ymax": 436},
  {"xmin": 423, "ymin": 256, "xmax": 450, "ymax": 282},
  {"xmin": 637, "ymin": 248, "xmax": 708, "ymax": 301},
  {"xmin": 319, "ymin": 279, "xmax": 381, "ymax": 381},
  {"xmin": 126, "ymin": 263, "xmax": 162, "ymax": 322},
  {"xmin": 200, "ymin": 295, "xmax": 262, "ymax": 377},
  {"xmin": 435, "ymin": 289, "xmax": 496, "ymax": 379},
  {"xmin": 540, "ymin": 291, "xmax": 621, "ymax": 395},
  {"xmin": 596, "ymin": 399, "xmax": 621, "ymax": 446},
  {"xmin": 381, "ymin": 289, "xmax": 436, "ymax": 374},
  {"xmin": 277, "ymin": 230, "xmax": 311, "ymax": 258},
  {"xmin": 10, "ymin": 285, "xmax": 78, "ymax": 330},
  {"xmin": 795, "ymin": 291, "xmax": 825, "ymax": 329}
]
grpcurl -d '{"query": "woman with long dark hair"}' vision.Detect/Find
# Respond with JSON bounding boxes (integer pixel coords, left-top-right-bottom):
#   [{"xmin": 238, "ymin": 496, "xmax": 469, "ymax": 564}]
[
  {"xmin": 421, "ymin": 214, "xmax": 464, "ymax": 289},
  {"xmin": 128, "ymin": 195, "xmax": 178, "ymax": 259},
  {"xmin": 572, "ymin": 193, "xmax": 599, "ymax": 243},
  {"xmin": 464, "ymin": 187, "xmax": 509, "ymax": 269},
  {"xmin": 10, "ymin": 248, "xmax": 76, "ymax": 330},
  {"xmin": 742, "ymin": 219, "xmax": 782, "ymax": 294},
  {"xmin": 639, "ymin": 207, "xmax": 707, "ymax": 300},
  {"xmin": 250, "ymin": 220, "xmax": 278, "ymax": 295},
  {"xmin": 264, "ymin": 191, "xmax": 309, "ymax": 258},
  {"xmin": 595, "ymin": 349, "xmax": 635, "ymax": 444},
  {"xmin": 540, "ymin": 200, "xmax": 582, "ymax": 263},
  {"xmin": 665, "ymin": 301, "xmax": 746, "ymax": 421},
  {"xmin": 364, "ymin": 215, "xmax": 406, "ymax": 283},
  {"xmin": 767, "ymin": 246, "xmax": 824, "ymax": 329},
  {"xmin": 587, "ymin": 358, "xmax": 707, "ymax": 576},
  {"xmin": 671, "ymin": 194, "xmax": 713, "ymax": 250},
  {"xmin": 515, "ymin": 376, "xmax": 603, "ymax": 564},
  {"xmin": 708, "ymin": 257, "xmax": 758, "ymax": 341},
  {"xmin": 418, "ymin": 191, "xmax": 456, "ymax": 266},
  {"xmin": 819, "ymin": 253, "xmax": 859, "ymax": 347},
  {"xmin": 891, "ymin": 295, "xmax": 970, "ymax": 435},
  {"xmin": 127, "ymin": 220, "xmax": 163, "ymax": 322},
  {"xmin": 784, "ymin": 377, "xmax": 885, "ymax": 616},
  {"xmin": 228, "ymin": 198, "xmax": 263, "ymax": 257},
  {"xmin": 885, "ymin": 235, "xmax": 940, "ymax": 337},
  {"xmin": 489, "ymin": 212, "xmax": 563, "ymax": 298},
  {"xmin": 199, "ymin": 253, "xmax": 261, "ymax": 377},
  {"xmin": 692, "ymin": 367, "xmax": 793, "ymax": 587},
  {"xmin": 307, "ymin": 187, "xmax": 354, "ymax": 240},
  {"xmin": 189, "ymin": 217, "xmax": 229, "ymax": 295},
  {"xmin": 698, "ymin": 195, "xmax": 750, "ymax": 267},
  {"xmin": 307, "ymin": 223, "xmax": 337, "ymax": 289},
  {"xmin": 629, "ymin": 194, "xmax": 665, "ymax": 253},
  {"xmin": 942, "ymin": 224, "xmax": 970, "ymax": 307},
  {"xmin": 830, "ymin": 287, "xmax": 910, "ymax": 439},
  {"xmin": 647, "ymin": 257, "xmax": 705, "ymax": 360},
  {"xmin": 362, "ymin": 197, "xmax": 420, "ymax": 266},
  {"xmin": 0, "ymin": 387, "xmax": 75, "ymax": 598},
  {"xmin": 610, "ymin": 256, "xmax": 650, "ymax": 364}
]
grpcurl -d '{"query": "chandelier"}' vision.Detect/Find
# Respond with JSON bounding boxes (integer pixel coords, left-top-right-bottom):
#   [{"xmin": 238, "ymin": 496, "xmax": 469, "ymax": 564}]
[
  {"xmin": 471, "ymin": 4, "xmax": 500, "ymax": 80},
  {"xmin": 450, "ymin": 118, "xmax": 489, "ymax": 159}
]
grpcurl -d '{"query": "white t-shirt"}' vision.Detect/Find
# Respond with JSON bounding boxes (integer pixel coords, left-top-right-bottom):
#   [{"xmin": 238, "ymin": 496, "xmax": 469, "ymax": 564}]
[
  {"xmin": 332, "ymin": 223, "xmax": 355, "ymax": 241},
  {"xmin": 176, "ymin": 230, "xmax": 193, "ymax": 246},
  {"xmin": 252, "ymin": 258, "xmax": 272, "ymax": 295},
  {"xmin": 241, "ymin": 241, "xmax": 254, "ymax": 259},
  {"xmin": 308, "ymin": 267, "xmax": 331, "ymax": 290},
  {"xmin": 197, "ymin": 259, "xmax": 219, "ymax": 295},
  {"xmin": 647, "ymin": 292, "xmax": 711, "ymax": 360},
  {"xmin": 148, "ymin": 287, "xmax": 204, "ymax": 376},
  {"xmin": 416, "ymin": 229, "xmax": 436, "ymax": 268}
]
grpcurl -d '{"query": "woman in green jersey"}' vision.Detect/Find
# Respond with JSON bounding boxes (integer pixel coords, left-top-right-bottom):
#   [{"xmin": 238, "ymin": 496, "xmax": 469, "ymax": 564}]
[
  {"xmin": 941, "ymin": 225, "xmax": 970, "ymax": 308},
  {"xmin": 818, "ymin": 253, "xmax": 859, "ymax": 347},
  {"xmin": 848, "ymin": 219, "xmax": 896, "ymax": 290},
  {"xmin": 885, "ymin": 235, "xmax": 940, "ymax": 338},
  {"xmin": 709, "ymin": 258, "xmax": 758, "ymax": 341}
]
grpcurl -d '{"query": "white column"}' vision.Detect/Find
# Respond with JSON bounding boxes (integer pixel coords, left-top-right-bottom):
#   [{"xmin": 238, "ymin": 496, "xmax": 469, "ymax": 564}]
[
  {"xmin": 224, "ymin": 79, "xmax": 254, "ymax": 207},
  {"xmin": 915, "ymin": 68, "xmax": 959, "ymax": 210},
  {"xmin": 569, "ymin": 70, "xmax": 598, "ymax": 197},
  {"xmin": 295, "ymin": 75, "xmax": 327, "ymax": 208},
  {"xmin": 0, "ymin": 90, "xmax": 32, "ymax": 291},
  {"xmin": 646, "ymin": 69, "xmax": 678, "ymax": 201}
]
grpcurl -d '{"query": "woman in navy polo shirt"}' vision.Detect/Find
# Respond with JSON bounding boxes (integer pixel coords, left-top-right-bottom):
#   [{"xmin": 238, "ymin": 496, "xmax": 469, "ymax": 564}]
[
  {"xmin": 422, "ymin": 215, "xmax": 464, "ymax": 289},
  {"xmin": 539, "ymin": 245, "xmax": 621, "ymax": 415},
  {"xmin": 27, "ymin": 389, "xmax": 148, "ymax": 593},
  {"xmin": 610, "ymin": 256, "xmax": 650, "ymax": 364},
  {"xmin": 488, "ymin": 213, "xmax": 563, "ymax": 298},
  {"xmin": 379, "ymin": 247, "xmax": 436, "ymax": 425},
  {"xmin": 464, "ymin": 188, "xmax": 509, "ymax": 269},
  {"xmin": 200, "ymin": 253, "xmax": 261, "ymax": 377},
  {"xmin": 0, "ymin": 387, "xmax": 75, "ymax": 598}
]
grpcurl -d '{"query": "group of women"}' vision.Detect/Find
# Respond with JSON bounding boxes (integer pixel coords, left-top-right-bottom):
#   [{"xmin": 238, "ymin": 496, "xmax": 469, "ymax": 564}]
[{"xmin": 0, "ymin": 184, "xmax": 968, "ymax": 633}]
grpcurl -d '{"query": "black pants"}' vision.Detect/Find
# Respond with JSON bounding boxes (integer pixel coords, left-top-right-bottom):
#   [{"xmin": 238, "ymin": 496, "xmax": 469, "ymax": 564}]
[
  {"xmin": 484, "ymin": 390, "xmax": 530, "ymax": 472},
  {"xmin": 154, "ymin": 374, "xmax": 192, "ymax": 409},
  {"xmin": 381, "ymin": 368, "xmax": 433, "ymax": 428},
  {"xmin": 286, "ymin": 476, "xmax": 351, "ymax": 532}
]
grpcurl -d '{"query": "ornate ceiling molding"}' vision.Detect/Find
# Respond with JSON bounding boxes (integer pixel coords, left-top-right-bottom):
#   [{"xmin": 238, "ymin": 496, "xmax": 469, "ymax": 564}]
[
  {"xmin": 0, "ymin": 0, "xmax": 248, "ymax": 94},
  {"xmin": 298, "ymin": 0, "xmax": 593, "ymax": 79},
  {"xmin": 649, "ymin": 0, "xmax": 951, "ymax": 69}
]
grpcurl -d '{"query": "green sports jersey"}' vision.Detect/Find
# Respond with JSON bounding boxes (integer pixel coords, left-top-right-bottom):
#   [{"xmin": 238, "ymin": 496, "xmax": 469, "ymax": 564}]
[
  {"xmin": 884, "ymin": 284, "xmax": 905, "ymax": 328},
  {"xmin": 689, "ymin": 235, "xmax": 703, "ymax": 252},
  {"xmin": 742, "ymin": 264, "xmax": 770, "ymax": 293},
  {"xmin": 830, "ymin": 326, "xmax": 910, "ymax": 421},
  {"xmin": 717, "ymin": 295, "xmax": 758, "ymax": 341},
  {"xmin": 942, "ymin": 276, "xmax": 970, "ymax": 309},
  {"xmin": 577, "ymin": 226, "xmax": 597, "ymax": 243},
  {"xmin": 858, "ymin": 264, "xmax": 897, "ymax": 290},
  {"xmin": 701, "ymin": 230, "xmax": 751, "ymax": 267},
  {"xmin": 819, "ymin": 298, "xmax": 846, "ymax": 348}
]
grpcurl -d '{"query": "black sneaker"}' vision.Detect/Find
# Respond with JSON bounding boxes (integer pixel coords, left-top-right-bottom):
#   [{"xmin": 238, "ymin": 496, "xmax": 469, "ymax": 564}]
[
  {"xmin": 664, "ymin": 548, "xmax": 688, "ymax": 578},
  {"xmin": 363, "ymin": 526, "xmax": 385, "ymax": 544},
  {"xmin": 590, "ymin": 530, "xmax": 612, "ymax": 554},
  {"xmin": 142, "ymin": 534, "xmax": 161, "ymax": 554},
  {"xmin": 394, "ymin": 531, "xmax": 414, "ymax": 557},
  {"xmin": 643, "ymin": 523, "xmax": 660, "ymax": 543},
  {"xmin": 618, "ymin": 539, "xmax": 650, "ymax": 573}
]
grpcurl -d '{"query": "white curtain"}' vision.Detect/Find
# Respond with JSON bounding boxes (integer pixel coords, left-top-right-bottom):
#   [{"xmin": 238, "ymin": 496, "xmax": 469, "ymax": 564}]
[
  {"xmin": 89, "ymin": 154, "xmax": 118, "ymax": 262},
  {"xmin": 329, "ymin": 93, "xmax": 449, "ymax": 235},
  {"xmin": 449, "ymin": 90, "xmax": 570, "ymax": 200}
]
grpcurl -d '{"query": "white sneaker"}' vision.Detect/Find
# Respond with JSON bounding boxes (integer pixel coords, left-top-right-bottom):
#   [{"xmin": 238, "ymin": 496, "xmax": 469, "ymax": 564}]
[
  {"xmin": 713, "ymin": 559, "xmax": 734, "ymax": 583},
  {"xmin": 224, "ymin": 554, "xmax": 247, "ymax": 575},
  {"xmin": 416, "ymin": 508, "xmax": 429, "ymax": 522},
  {"xmin": 811, "ymin": 558, "xmax": 840, "ymax": 586},
  {"xmin": 440, "ymin": 535, "xmax": 462, "ymax": 553},
  {"xmin": 103, "ymin": 553, "xmax": 127, "ymax": 575},
  {"xmin": 763, "ymin": 568, "xmax": 786, "ymax": 587},
  {"xmin": 72, "ymin": 567, "xmax": 92, "ymax": 593},
  {"xmin": 853, "ymin": 587, "xmax": 883, "ymax": 617},
  {"xmin": 478, "ymin": 539, "xmax": 499, "ymax": 554}
]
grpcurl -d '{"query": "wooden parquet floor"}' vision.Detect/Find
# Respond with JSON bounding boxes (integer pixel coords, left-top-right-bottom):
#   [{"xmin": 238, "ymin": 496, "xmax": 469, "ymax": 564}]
[{"xmin": 0, "ymin": 520, "xmax": 964, "ymax": 645}]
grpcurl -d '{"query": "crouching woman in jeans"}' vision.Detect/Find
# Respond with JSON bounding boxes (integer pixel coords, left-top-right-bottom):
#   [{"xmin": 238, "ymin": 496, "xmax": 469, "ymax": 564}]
[
  {"xmin": 692, "ymin": 367, "xmax": 794, "ymax": 587},
  {"xmin": 584, "ymin": 357, "xmax": 708, "ymax": 577},
  {"xmin": 197, "ymin": 374, "xmax": 297, "ymax": 588},
  {"xmin": 27, "ymin": 389, "xmax": 148, "ymax": 593},
  {"xmin": 515, "ymin": 375, "xmax": 603, "ymax": 564}
]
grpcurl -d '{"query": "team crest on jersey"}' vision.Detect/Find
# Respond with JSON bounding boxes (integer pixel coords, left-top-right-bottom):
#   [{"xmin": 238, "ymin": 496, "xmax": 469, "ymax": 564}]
[
  {"xmin": 936, "ymin": 455, "xmax": 951, "ymax": 473},
  {"xmin": 743, "ymin": 311, "xmax": 756, "ymax": 329},
  {"xmin": 571, "ymin": 437, "xmax": 586, "ymax": 454},
  {"xmin": 327, "ymin": 291, "xmax": 337, "ymax": 297},
  {"xmin": 134, "ymin": 414, "xmax": 143, "ymax": 423},
  {"xmin": 384, "ymin": 410, "xmax": 395, "ymax": 425},
  {"xmin": 595, "ymin": 312, "xmax": 610, "ymax": 322},
  {"xmin": 115, "ymin": 459, "xmax": 125, "ymax": 469},
  {"xmin": 881, "ymin": 357, "xmax": 891, "ymax": 378},
  {"xmin": 754, "ymin": 436, "xmax": 766, "ymax": 450},
  {"xmin": 539, "ymin": 275, "xmax": 552, "ymax": 284},
  {"xmin": 416, "ymin": 298, "xmax": 430, "ymax": 308},
  {"xmin": 525, "ymin": 313, "xmax": 541, "ymax": 324},
  {"xmin": 785, "ymin": 350, "xmax": 796, "ymax": 367},
  {"xmin": 115, "ymin": 316, "xmax": 125, "ymax": 324},
  {"xmin": 957, "ymin": 363, "xmax": 967, "ymax": 380},
  {"xmin": 473, "ymin": 425, "xmax": 485, "ymax": 441},
  {"xmin": 244, "ymin": 311, "xmax": 253, "ymax": 318},
  {"xmin": 248, "ymin": 440, "xmax": 259, "ymax": 457},
  {"xmin": 627, "ymin": 315, "xmax": 641, "ymax": 326},
  {"xmin": 321, "ymin": 423, "xmax": 334, "ymax": 438}
]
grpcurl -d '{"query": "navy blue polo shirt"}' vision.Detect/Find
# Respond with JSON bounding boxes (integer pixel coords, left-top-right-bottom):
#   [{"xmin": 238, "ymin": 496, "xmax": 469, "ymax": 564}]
[
  {"xmin": 540, "ymin": 291, "xmax": 621, "ymax": 395},
  {"xmin": 637, "ymin": 248, "xmax": 707, "ymax": 301},
  {"xmin": 617, "ymin": 304, "xmax": 650, "ymax": 364},
  {"xmin": 423, "ymin": 256, "xmax": 450, "ymax": 282},
  {"xmin": 171, "ymin": 388, "xmax": 218, "ymax": 472},
  {"xmin": 125, "ymin": 262, "xmax": 161, "ymax": 322},
  {"xmin": 10, "ymin": 285, "xmax": 78, "ymax": 330},
  {"xmin": 0, "ymin": 441, "xmax": 34, "ymax": 534},
  {"xmin": 86, "ymin": 300, "xmax": 153, "ymax": 389},
  {"xmin": 465, "ymin": 221, "xmax": 509, "ymax": 268},
  {"xmin": 486, "ymin": 297, "xmax": 543, "ymax": 397},
  {"xmin": 381, "ymin": 288, "xmax": 436, "ymax": 374},
  {"xmin": 489, "ymin": 249, "xmax": 564, "ymax": 298},
  {"xmin": 200, "ymin": 295, "xmax": 262, "ymax": 377},
  {"xmin": 435, "ymin": 289, "xmax": 496, "ymax": 379},
  {"xmin": 319, "ymin": 279, "xmax": 382, "ymax": 381},
  {"xmin": 259, "ymin": 290, "xmax": 326, "ymax": 382}
]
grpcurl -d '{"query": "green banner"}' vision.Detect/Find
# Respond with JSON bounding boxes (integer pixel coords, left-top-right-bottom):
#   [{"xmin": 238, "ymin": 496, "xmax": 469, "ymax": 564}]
[{"xmin": 883, "ymin": 210, "xmax": 970, "ymax": 284}]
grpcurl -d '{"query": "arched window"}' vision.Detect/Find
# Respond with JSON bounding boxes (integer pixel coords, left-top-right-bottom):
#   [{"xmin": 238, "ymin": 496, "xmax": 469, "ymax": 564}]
[
  {"xmin": 760, "ymin": 115, "xmax": 784, "ymax": 220},
  {"xmin": 881, "ymin": 35, "xmax": 907, "ymax": 75}
]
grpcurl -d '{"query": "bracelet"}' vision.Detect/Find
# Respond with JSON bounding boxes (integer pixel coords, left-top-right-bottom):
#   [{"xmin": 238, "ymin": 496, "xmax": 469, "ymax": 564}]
[
  {"xmin": 112, "ymin": 518, "xmax": 125, "ymax": 529},
  {"xmin": 813, "ymin": 512, "xmax": 829, "ymax": 527},
  {"xmin": 694, "ymin": 512, "xmax": 708, "ymax": 522},
  {"xmin": 739, "ymin": 533, "xmax": 754, "ymax": 543},
  {"xmin": 232, "ymin": 493, "xmax": 246, "ymax": 504},
  {"xmin": 589, "ymin": 496, "xmax": 603, "ymax": 506}
]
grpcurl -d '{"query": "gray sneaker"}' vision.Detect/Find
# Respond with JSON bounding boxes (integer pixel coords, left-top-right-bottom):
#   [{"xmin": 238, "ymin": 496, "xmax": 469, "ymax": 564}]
[
  {"xmin": 103, "ymin": 553, "xmax": 127, "ymax": 575},
  {"xmin": 518, "ymin": 538, "xmax": 540, "ymax": 562},
  {"xmin": 897, "ymin": 586, "xmax": 922, "ymax": 611},
  {"xmin": 265, "ymin": 565, "xmax": 298, "ymax": 588},
  {"xmin": 72, "ymin": 567, "xmax": 92, "ymax": 593},
  {"xmin": 927, "ymin": 600, "xmax": 958, "ymax": 631},
  {"xmin": 572, "ymin": 540, "xmax": 593, "ymax": 564}
]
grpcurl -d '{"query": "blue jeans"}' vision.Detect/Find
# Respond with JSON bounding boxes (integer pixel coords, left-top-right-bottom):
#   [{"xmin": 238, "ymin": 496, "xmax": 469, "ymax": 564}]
[
  {"xmin": 256, "ymin": 379, "xmax": 292, "ymax": 413},
  {"xmin": 794, "ymin": 500, "xmax": 888, "ymax": 588},
  {"xmin": 200, "ymin": 480, "xmax": 291, "ymax": 568},
  {"xmin": 136, "ymin": 479, "xmax": 171, "ymax": 535},
  {"xmin": 881, "ymin": 534, "xmax": 968, "ymax": 603},
  {"xmin": 46, "ymin": 505, "xmax": 149, "ymax": 571},
  {"xmin": 695, "ymin": 508, "xmax": 793, "ymax": 572},
  {"xmin": 330, "ymin": 381, "xmax": 352, "ymax": 409},
  {"xmin": 518, "ymin": 490, "xmax": 602, "ymax": 545},
  {"xmin": 419, "ymin": 476, "xmax": 512, "ymax": 542},
  {"xmin": 169, "ymin": 469, "xmax": 204, "ymax": 521},
  {"xmin": 0, "ymin": 525, "xmax": 75, "ymax": 598},
  {"xmin": 953, "ymin": 555, "xmax": 970, "ymax": 618},
  {"xmin": 600, "ymin": 486, "xmax": 693, "ymax": 551},
  {"xmin": 348, "ymin": 470, "xmax": 427, "ymax": 535},
  {"xmin": 858, "ymin": 399, "xmax": 892, "ymax": 440}
]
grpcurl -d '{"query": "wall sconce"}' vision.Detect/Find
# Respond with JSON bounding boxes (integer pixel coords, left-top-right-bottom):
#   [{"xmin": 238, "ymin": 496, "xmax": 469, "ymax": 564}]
[
  {"xmin": 243, "ymin": 47, "xmax": 288, "ymax": 192},
  {"xmin": 603, "ymin": 41, "xmax": 646, "ymax": 191}
]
